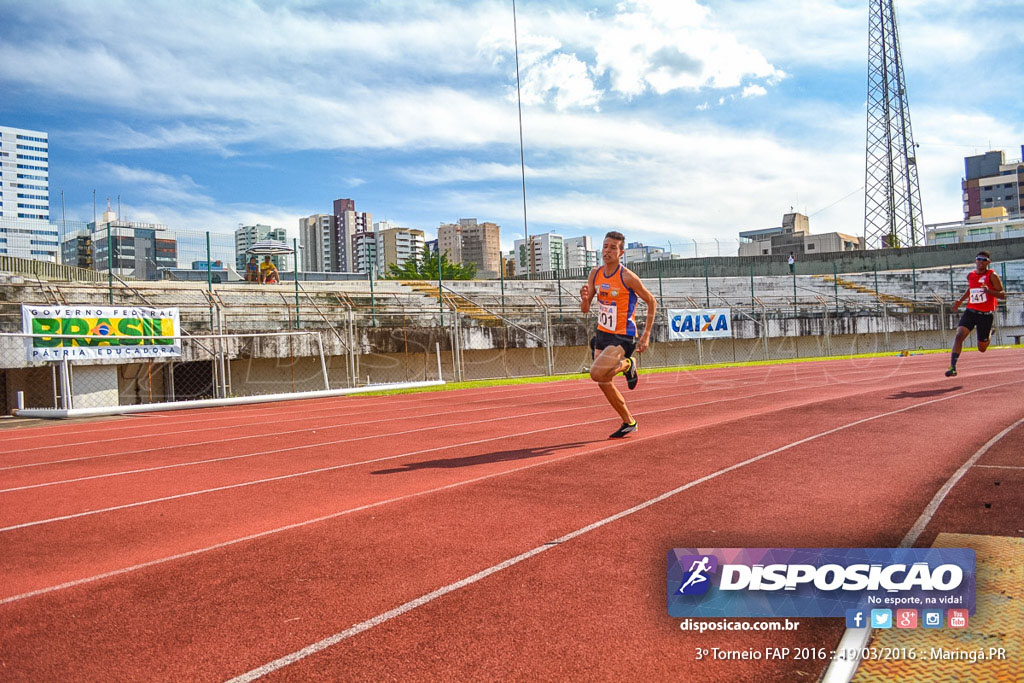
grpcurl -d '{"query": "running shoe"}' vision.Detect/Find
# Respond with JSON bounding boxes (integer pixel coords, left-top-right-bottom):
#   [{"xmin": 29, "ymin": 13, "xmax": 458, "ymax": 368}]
[
  {"xmin": 944, "ymin": 367, "xmax": 957, "ymax": 377},
  {"xmin": 609, "ymin": 421, "xmax": 637, "ymax": 438},
  {"xmin": 624, "ymin": 357, "xmax": 639, "ymax": 390}
]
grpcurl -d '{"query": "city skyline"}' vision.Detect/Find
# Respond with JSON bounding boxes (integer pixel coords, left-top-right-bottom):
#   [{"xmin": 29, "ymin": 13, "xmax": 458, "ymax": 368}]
[{"xmin": 1, "ymin": 0, "xmax": 1022, "ymax": 252}]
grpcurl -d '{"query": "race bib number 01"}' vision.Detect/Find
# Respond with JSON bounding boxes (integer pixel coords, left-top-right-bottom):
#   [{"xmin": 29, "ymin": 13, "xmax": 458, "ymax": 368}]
[
  {"xmin": 598, "ymin": 301, "xmax": 617, "ymax": 332},
  {"xmin": 969, "ymin": 287, "xmax": 986, "ymax": 305}
]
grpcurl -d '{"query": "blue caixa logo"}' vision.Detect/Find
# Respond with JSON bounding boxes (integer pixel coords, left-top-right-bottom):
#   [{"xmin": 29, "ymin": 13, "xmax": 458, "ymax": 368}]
[{"xmin": 676, "ymin": 554, "xmax": 719, "ymax": 595}]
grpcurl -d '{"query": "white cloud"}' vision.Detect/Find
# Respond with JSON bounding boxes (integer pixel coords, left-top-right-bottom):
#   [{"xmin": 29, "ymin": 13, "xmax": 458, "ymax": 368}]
[{"xmin": 742, "ymin": 84, "xmax": 767, "ymax": 98}]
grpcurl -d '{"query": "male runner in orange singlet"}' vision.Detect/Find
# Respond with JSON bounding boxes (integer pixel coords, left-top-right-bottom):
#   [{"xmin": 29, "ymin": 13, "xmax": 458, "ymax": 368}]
[{"xmin": 580, "ymin": 231, "xmax": 657, "ymax": 438}]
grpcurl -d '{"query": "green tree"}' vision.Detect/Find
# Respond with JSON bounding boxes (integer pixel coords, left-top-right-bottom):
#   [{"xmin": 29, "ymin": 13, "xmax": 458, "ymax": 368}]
[{"xmin": 386, "ymin": 246, "xmax": 477, "ymax": 280}]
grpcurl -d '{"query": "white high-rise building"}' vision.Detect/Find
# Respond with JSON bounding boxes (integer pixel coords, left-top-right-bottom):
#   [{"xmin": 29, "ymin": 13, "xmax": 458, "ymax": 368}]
[
  {"xmin": 563, "ymin": 235, "xmax": 598, "ymax": 270},
  {"xmin": 0, "ymin": 125, "xmax": 57, "ymax": 262},
  {"xmin": 0, "ymin": 125, "xmax": 49, "ymax": 222},
  {"xmin": 513, "ymin": 232, "xmax": 563, "ymax": 275},
  {"xmin": 299, "ymin": 214, "xmax": 332, "ymax": 271},
  {"xmin": 235, "ymin": 223, "xmax": 288, "ymax": 271}
]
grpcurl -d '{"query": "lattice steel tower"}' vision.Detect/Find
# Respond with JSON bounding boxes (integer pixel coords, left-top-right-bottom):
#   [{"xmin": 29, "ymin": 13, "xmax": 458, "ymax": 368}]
[{"xmin": 864, "ymin": 0, "xmax": 924, "ymax": 249}]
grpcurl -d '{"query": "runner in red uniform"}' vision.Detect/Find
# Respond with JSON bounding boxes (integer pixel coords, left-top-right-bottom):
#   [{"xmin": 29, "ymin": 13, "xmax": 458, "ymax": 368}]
[
  {"xmin": 580, "ymin": 231, "xmax": 657, "ymax": 438},
  {"xmin": 945, "ymin": 250, "xmax": 1005, "ymax": 377}
]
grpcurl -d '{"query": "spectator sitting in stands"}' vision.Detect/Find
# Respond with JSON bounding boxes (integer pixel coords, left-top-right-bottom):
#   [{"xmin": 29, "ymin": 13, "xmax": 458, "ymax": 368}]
[
  {"xmin": 259, "ymin": 256, "xmax": 280, "ymax": 284},
  {"xmin": 246, "ymin": 256, "xmax": 260, "ymax": 283}
]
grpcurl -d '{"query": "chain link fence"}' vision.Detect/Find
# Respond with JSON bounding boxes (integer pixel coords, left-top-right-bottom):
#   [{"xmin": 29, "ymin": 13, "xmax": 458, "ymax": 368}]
[{"xmin": 1, "ymin": 263, "xmax": 1021, "ymax": 414}]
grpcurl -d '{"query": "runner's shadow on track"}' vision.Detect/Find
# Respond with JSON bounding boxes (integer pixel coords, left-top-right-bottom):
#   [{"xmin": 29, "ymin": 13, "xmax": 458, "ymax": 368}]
[
  {"xmin": 888, "ymin": 386, "xmax": 962, "ymax": 399},
  {"xmin": 371, "ymin": 441, "xmax": 597, "ymax": 475}
]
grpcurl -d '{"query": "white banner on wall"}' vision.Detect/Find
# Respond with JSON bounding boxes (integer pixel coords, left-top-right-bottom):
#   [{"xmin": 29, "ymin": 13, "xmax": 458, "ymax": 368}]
[{"xmin": 667, "ymin": 308, "xmax": 733, "ymax": 340}]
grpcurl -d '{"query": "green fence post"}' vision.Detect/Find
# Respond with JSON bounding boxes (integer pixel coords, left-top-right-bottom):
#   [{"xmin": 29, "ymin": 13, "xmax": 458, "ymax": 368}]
[
  {"xmin": 832, "ymin": 261, "xmax": 839, "ymax": 312},
  {"xmin": 107, "ymin": 220, "xmax": 113, "ymax": 305},
  {"xmin": 438, "ymin": 248, "xmax": 444, "ymax": 326},
  {"xmin": 293, "ymin": 237, "xmax": 301, "ymax": 329},
  {"xmin": 369, "ymin": 252, "xmax": 376, "ymax": 327},
  {"xmin": 659, "ymin": 258, "xmax": 667, "ymax": 311},
  {"xmin": 948, "ymin": 264, "xmax": 954, "ymax": 301},
  {"xmin": 749, "ymin": 261, "xmax": 754, "ymax": 310},
  {"xmin": 206, "ymin": 231, "xmax": 213, "ymax": 330},
  {"xmin": 704, "ymin": 259, "xmax": 710, "ymax": 307}
]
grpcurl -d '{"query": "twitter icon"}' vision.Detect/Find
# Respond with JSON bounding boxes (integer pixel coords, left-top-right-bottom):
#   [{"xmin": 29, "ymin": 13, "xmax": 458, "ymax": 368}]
[{"xmin": 871, "ymin": 609, "xmax": 892, "ymax": 628}]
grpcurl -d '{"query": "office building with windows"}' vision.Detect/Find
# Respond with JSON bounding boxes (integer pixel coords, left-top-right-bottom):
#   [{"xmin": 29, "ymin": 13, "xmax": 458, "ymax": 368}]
[
  {"xmin": 0, "ymin": 125, "xmax": 58, "ymax": 261},
  {"xmin": 963, "ymin": 146, "xmax": 1024, "ymax": 220}
]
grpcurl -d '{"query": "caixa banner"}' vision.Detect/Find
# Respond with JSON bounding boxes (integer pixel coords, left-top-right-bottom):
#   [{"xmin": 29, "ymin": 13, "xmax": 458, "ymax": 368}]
[
  {"xmin": 21, "ymin": 304, "xmax": 182, "ymax": 361},
  {"xmin": 667, "ymin": 309, "xmax": 732, "ymax": 340},
  {"xmin": 667, "ymin": 548, "xmax": 975, "ymax": 618}
]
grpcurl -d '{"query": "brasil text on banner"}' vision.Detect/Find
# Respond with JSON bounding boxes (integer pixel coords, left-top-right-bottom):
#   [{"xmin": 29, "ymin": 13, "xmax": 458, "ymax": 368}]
[
  {"xmin": 666, "ymin": 308, "xmax": 732, "ymax": 340},
  {"xmin": 21, "ymin": 304, "xmax": 183, "ymax": 361}
]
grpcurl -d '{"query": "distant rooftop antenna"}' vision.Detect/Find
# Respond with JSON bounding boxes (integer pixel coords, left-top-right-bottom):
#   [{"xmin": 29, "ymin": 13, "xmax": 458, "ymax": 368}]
[{"xmin": 863, "ymin": 0, "xmax": 924, "ymax": 249}]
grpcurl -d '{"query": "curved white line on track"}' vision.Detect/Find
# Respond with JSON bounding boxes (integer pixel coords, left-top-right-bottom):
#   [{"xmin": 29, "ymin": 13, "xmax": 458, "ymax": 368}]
[
  {"xmin": 224, "ymin": 384, "xmax": 1024, "ymax": 682},
  {"xmin": 821, "ymin": 416, "xmax": 1024, "ymax": 683}
]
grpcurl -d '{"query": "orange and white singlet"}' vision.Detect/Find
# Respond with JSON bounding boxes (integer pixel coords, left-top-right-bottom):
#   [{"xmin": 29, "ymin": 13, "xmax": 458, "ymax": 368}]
[
  {"xmin": 966, "ymin": 269, "xmax": 998, "ymax": 313},
  {"xmin": 593, "ymin": 265, "xmax": 638, "ymax": 336}
]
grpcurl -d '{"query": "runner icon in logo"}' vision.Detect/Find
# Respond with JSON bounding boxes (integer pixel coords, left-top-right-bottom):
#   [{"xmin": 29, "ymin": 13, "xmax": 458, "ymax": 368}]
[{"xmin": 678, "ymin": 556, "xmax": 714, "ymax": 595}]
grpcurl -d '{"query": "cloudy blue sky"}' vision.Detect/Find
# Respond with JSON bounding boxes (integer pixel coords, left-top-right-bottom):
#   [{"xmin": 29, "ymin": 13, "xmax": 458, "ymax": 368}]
[{"xmin": 2, "ymin": 0, "xmax": 1022, "ymax": 253}]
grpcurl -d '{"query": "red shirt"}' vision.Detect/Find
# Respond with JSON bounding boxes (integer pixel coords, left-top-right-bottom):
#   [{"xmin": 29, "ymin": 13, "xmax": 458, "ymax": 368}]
[{"xmin": 966, "ymin": 269, "xmax": 998, "ymax": 312}]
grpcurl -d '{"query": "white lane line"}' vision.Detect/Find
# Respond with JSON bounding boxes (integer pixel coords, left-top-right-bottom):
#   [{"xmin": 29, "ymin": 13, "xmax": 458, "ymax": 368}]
[
  {"xmin": 0, "ymin": 369, "xmax": 732, "ymax": 467},
  {"xmin": 4, "ymin": 368, "xmax": 1016, "ymax": 528},
  {"xmin": 0, "ymin": 377, "xmax": 775, "ymax": 491},
  {"xmin": 0, "ymin": 361, "xmax": 960, "ymax": 474},
  {"xmin": 821, "ymin": 416, "xmax": 1024, "ymax": 683},
  {"xmin": 0, "ymin": 379, "xmax": 606, "ymax": 457},
  {"xmin": 5, "ymin": 376, "xmax": 1013, "ymax": 609},
  {"xmin": 225, "ymin": 384, "xmax": 1024, "ymax": 682},
  {"xmin": 0, "ymin": 355, "xmax": 953, "ymax": 454},
  {"xmin": 0, "ymin": 377, "xmax": 850, "ymax": 526},
  {"xmin": 974, "ymin": 464, "xmax": 1024, "ymax": 470}
]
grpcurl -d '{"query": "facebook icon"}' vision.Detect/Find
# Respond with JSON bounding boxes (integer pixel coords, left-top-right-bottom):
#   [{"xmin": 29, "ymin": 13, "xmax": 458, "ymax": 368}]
[{"xmin": 845, "ymin": 609, "xmax": 867, "ymax": 629}]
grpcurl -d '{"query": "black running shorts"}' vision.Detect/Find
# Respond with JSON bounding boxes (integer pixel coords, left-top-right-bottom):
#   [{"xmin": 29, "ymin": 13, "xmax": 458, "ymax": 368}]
[
  {"xmin": 958, "ymin": 308, "xmax": 994, "ymax": 342},
  {"xmin": 590, "ymin": 330, "xmax": 636, "ymax": 358}
]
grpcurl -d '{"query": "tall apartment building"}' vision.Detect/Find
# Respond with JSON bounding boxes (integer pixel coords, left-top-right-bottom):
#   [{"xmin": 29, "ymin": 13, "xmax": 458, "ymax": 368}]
[
  {"xmin": 376, "ymin": 222, "xmax": 425, "ymax": 272},
  {"xmin": 235, "ymin": 223, "xmax": 288, "ymax": 271},
  {"xmin": 351, "ymin": 231, "xmax": 385, "ymax": 275},
  {"xmin": 0, "ymin": 125, "xmax": 49, "ymax": 221},
  {"xmin": 0, "ymin": 125, "xmax": 58, "ymax": 261},
  {"xmin": 437, "ymin": 218, "xmax": 501, "ymax": 278},
  {"xmin": 333, "ymin": 198, "xmax": 371, "ymax": 273},
  {"xmin": 963, "ymin": 146, "xmax": 1024, "ymax": 219},
  {"xmin": 299, "ymin": 213, "xmax": 332, "ymax": 271},
  {"xmin": 563, "ymin": 235, "xmax": 598, "ymax": 270},
  {"xmin": 513, "ymin": 232, "xmax": 563, "ymax": 276}
]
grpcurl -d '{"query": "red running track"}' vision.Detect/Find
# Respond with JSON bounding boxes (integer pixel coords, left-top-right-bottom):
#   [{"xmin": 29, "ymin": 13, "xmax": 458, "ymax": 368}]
[{"xmin": 1, "ymin": 350, "xmax": 1022, "ymax": 681}]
